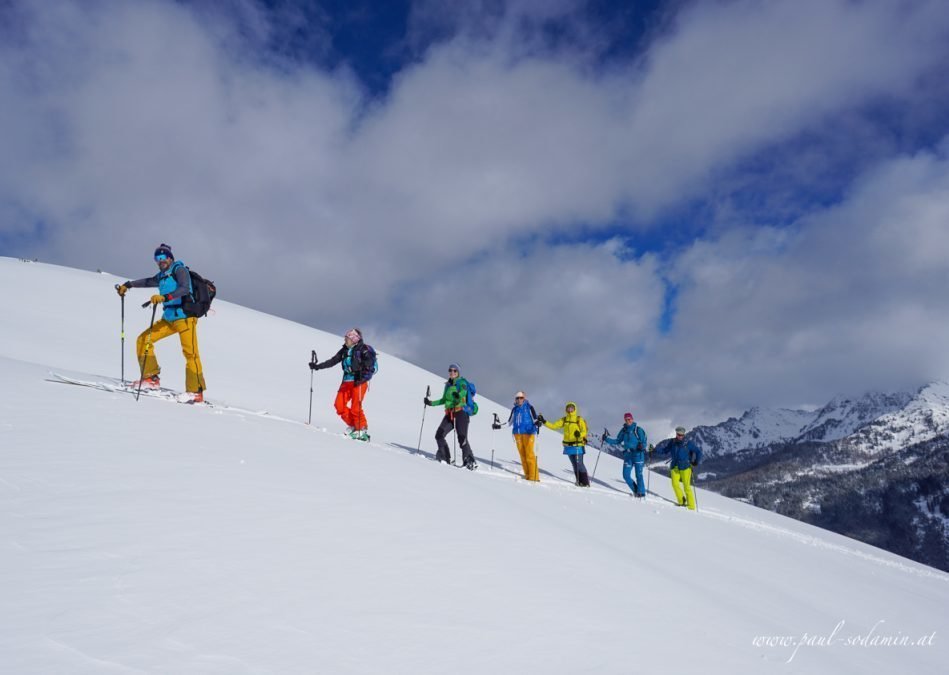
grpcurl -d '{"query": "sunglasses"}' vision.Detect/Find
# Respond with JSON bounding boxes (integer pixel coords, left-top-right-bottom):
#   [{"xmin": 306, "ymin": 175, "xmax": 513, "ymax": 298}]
[
  {"xmin": 448, "ymin": 368, "xmax": 458, "ymax": 373},
  {"xmin": 515, "ymin": 396, "xmax": 524, "ymax": 400}
]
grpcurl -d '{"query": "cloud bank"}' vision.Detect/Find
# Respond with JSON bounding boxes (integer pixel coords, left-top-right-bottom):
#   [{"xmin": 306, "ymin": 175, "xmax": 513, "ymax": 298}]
[{"xmin": 1, "ymin": 0, "xmax": 948, "ymax": 435}]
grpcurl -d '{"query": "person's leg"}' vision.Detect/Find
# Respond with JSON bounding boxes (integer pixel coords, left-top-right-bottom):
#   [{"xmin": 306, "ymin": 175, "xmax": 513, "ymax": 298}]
[
  {"xmin": 350, "ymin": 381, "xmax": 368, "ymax": 430},
  {"xmin": 670, "ymin": 467, "xmax": 685, "ymax": 505},
  {"xmin": 622, "ymin": 460, "xmax": 637, "ymax": 493},
  {"xmin": 576, "ymin": 452, "xmax": 589, "ymax": 486},
  {"xmin": 524, "ymin": 434, "xmax": 539, "ymax": 481},
  {"xmin": 173, "ymin": 317, "xmax": 206, "ymax": 393},
  {"xmin": 634, "ymin": 461, "xmax": 646, "ymax": 496},
  {"xmin": 514, "ymin": 435, "xmax": 528, "ymax": 477},
  {"xmin": 135, "ymin": 319, "xmax": 175, "ymax": 380},
  {"xmin": 334, "ymin": 381, "xmax": 355, "ymax": 427},
  {"xmin": 682, "ymin": 467, "xmax": 695, "ymax": 510},
  {"xmin": 434, "ymin": 415, "xmax": 453, "ymax": 462},
  {"xmin": 455, "ymin": 412, "xmax": 475, "ymax": 465}
]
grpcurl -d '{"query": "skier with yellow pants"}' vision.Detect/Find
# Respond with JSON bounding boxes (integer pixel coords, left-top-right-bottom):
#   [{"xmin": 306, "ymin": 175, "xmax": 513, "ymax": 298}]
[
  {"xmin": 658, "ymin": 426, "xmax": 703, "ymax": 509},
  {"xmin": 504, "ymin": 391, "xmax": 541, "ymax": 481},
  {"xmin": 116, "ymin": 244, "xmax": 206, "ymax": 403}
]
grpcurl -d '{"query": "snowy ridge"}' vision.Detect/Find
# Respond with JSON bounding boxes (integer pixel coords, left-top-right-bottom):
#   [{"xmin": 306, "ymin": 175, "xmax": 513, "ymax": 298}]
[
  {"xmin": 1, "ymin": 257, "xmax": 948, "ymax": 674},
  {"xmin": 691, "ymin": 406, "xmax": 814, "ymax": 456},
  {"xmin": 690, "ymin": 385, "xmax": 948, "ymax": 457},
  {"xmin": 846, "ymin": 381, "xmax": 949, "ymax": 454}
]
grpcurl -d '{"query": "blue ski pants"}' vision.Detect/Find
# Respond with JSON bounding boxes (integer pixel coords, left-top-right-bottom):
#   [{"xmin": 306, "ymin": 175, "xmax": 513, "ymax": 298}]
[{"xmin": 623, "ymin": 459, "xmax": 646, "ymax": 496}]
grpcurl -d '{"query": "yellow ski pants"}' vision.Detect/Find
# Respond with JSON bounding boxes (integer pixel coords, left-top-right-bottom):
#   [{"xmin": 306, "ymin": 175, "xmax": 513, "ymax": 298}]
[
  {"xmin": 136, "ymin": 317, "xmax": 206, "ymax": 393},
  {"xmin": 670, "ymin": 466, "xmax": 695, "ymax": 510},
  {"xmin": 514, "ymin": 434, "xmax": 539, "ymax": 481}
]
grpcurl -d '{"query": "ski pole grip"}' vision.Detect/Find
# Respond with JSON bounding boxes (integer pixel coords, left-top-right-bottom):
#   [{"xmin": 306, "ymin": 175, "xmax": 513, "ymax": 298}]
[
  {"xmin": 426, "ymin": 385, "xmax": 430, "ymax": 397},
  {"xmin": 141, "ymin": 300, "xmax": 151, "ymax": 309},
  {"xmin": 311, "ymin": 350, "xmax": 317, "ymax": 365}
]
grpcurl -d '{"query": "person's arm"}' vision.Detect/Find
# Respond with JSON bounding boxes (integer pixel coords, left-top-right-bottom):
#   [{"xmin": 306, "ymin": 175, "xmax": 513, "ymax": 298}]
[
  {"xmin": 123, "ymin": 275, "xmax": 159, "ymax": 289},
  {"xmin": 311, "ymin": 346, "xmax": 346, "ymax": 371},
  {"xmin": 544, "ymin": 416, "xmax": 564, "ymax": 431},
  {"xmin": 429, "ymin": 384, "xmax": 448, "ymax": 407},
  {"xmin": 578, "ymin": 418, "xmax": 588, "ymax": 443}
]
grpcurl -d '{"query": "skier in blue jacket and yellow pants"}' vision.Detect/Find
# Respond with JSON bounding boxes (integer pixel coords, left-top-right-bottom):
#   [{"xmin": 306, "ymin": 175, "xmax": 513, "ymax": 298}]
[
  {"xmin": 658, "ymin": 426, "xmax": 702, "ymax": 509},
  {"xmin": 603, "ymin": 412, "xmax": 648, "ymax": 497},
  {"xmin": 116, "ymin": 243, "xmax": 206, "ymax": 403}
]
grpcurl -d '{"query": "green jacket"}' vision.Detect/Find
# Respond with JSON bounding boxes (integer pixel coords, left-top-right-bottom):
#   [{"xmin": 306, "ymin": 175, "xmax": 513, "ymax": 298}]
[{"xmin": 430, "ymin": 377, "xmax": 469, "ymax": 413}]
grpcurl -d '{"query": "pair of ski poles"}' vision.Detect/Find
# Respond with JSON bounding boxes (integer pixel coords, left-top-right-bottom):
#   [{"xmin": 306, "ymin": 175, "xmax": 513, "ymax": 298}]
[{"xmin": 115, "ymin": 286, "xmax": 158, "ymax": 402}]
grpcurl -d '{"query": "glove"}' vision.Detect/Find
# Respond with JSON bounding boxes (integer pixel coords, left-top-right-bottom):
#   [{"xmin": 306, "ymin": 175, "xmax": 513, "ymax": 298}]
[
  {"xmin": 451, "ymin": 392, "xmax": 460, "ymax": 402},
  {"xmin": 691, "ymin": 460, "xmax": 698, "ymax": 467},
  {"xmin": 116, "ymin": 283, "xmax": 129, "ymax": 297},
  {"xmin": 150, "ymin": 294, "xmax": 164, "ymax": 305},
  {"xmin": 424, "ymin": 397, "xmax": 431, "ymax": 406},
  {"xmin": 536, "ymin": 414, "xmax": 546, "ymax": 425},
  {"xmin": 491, "ymin": 422, "xmax": 502, "ymax": 430},
  {"xmin": 637, "ymin": 444, "xmax": 644, "ymax": 452},
  {"xmin": 573, "ymin": 430, "xmax": 581, "ymax": 440},
  {"xmin": 309, "ymin": 361, "xmax": 319, "ymax": 370}
]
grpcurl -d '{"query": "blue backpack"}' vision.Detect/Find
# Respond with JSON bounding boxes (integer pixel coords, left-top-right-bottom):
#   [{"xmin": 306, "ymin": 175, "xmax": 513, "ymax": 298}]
[{"xmin": 462, "ymin": 379, "xmax": 478, "ymax": 416}]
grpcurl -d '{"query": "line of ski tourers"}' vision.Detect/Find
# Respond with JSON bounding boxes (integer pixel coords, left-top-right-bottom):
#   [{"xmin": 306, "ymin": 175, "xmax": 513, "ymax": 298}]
[{"xmin": 116, "ymin": 244, "xmax": 704, "ymax": 510}]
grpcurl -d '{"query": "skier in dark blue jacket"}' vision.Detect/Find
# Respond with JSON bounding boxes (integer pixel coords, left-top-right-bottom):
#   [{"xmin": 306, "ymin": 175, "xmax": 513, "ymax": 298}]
[
  {"xmin": 658, "ymin": 426, "xmax": 703, "ymax": 509},
  {"xmin": 602, "ymin": 412, "xmax": 648, "ymax": 497}
]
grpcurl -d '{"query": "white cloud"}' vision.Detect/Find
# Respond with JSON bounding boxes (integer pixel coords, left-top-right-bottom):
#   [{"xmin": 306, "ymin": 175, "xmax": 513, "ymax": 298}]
[
  {"xmin": 640, "ymin": 144, "xmax": 949, "ymax": 427},
  {"xmin": 1, "ymin": 0, "xmax": 948, "ymax": 436}
]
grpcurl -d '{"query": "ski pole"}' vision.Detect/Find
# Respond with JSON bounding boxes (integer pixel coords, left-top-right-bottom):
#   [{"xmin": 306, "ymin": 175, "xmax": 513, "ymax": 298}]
[
  {"xmin": 646, "ymin": 444, "xmax": 653, "ymax": 495},
  {"xmin": 135, "ymin": 302, "xmax": 158, "ymax": 402},
  {"xmin": 591, "ymin": 429, "xmax": 607, "ymax": 479},
  {"xmin": 415, "ymin": 385, "xmax": 430, "ymax": 454},
  {"xmin": 691, "ymin": 465, "xmax": 700, "ymax": 512},
  {"xmin": 490, "ymin": 413, "xmax": 501, "ymax": 471},
  {"xmin": 452, "ymin": 412, "xmax": 457, "ymax": 465},
  {"xmin": 115, "ymin": 285, "xmax": 125, "ymax": 383},
  {"xmin": 307, "ymin": 350, "xmax": 317, "ymax": 425}
]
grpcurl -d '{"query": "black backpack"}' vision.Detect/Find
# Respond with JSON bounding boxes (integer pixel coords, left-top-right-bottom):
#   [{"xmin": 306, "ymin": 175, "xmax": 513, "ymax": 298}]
[
  {"xmin": 181, "ymin": 269, "xmax": 216, "ymax": 318},
  {"xmin": 354, "ymin": 343, "xmax": 379, "ymax": 381}
]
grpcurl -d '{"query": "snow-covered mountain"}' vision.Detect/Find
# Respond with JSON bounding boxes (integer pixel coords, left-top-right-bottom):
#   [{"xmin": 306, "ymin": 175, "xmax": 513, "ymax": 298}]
[
  {"xmin": 690, "ymin": 386, "xmax": 945, "ymax": 458},
  {"xmin": 680, "ymin": 382, "xmax": 949, "ymax": 572},
  {"xmin": 2, "ymin": 257, "xmax": 948, "ymax": 674},
  {"xmin": 690, "ymin": 406, "xmax": 814, "ymax": 456}
]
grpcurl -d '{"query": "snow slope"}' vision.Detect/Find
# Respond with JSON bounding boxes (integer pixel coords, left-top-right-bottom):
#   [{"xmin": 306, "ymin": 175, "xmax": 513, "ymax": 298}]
[{"xmin": 1, "ymin": 258, "xmax": 947, "ymax": 674}]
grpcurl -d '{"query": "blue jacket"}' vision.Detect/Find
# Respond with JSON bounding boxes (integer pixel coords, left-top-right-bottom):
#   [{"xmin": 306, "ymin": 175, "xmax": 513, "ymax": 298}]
[
  {"xmin": 507, "ymin": 400, "xmax": 539, "ymax": 435},
  {"xmin": 158, "ymin": 261, "xmax": 191, "ymax": 322},
  {"xmin": 659, "ymin": 438, "xmax": 702, "ymax": 471},
  {"xmin": 604, "ymin": 423, "xmax": 648, "ymax": 462}
]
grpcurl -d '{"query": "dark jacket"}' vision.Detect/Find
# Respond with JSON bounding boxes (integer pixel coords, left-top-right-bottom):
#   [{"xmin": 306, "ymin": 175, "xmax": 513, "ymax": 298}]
[{"xmin": 313, "ymin": 343, "xmax": 374, "ymax": 384}]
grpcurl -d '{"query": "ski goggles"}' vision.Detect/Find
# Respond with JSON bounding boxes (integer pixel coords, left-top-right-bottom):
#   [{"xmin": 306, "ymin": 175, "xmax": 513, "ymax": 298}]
[{"xmin": 154, "ymin": 254, "xmax": 170, "ymax": 262}]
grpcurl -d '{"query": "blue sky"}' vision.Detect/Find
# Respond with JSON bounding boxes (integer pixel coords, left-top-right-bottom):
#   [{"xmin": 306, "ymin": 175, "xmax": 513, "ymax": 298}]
[{"xmin": 2, "ymin": 0, "xmax": 949, "ymax": 434}]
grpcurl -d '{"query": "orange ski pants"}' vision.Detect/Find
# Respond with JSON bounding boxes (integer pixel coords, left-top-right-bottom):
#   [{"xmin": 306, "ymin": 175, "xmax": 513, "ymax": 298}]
[{"xmin": 335, "ymin": 380, "xmax": 368, "ymax": 430}]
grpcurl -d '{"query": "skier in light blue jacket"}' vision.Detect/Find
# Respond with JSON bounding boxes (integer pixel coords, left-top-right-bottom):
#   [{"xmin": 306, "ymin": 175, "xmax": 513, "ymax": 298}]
[{"xmin": 602, "ymin": 412, "xmax": 648, "ymax": 497}]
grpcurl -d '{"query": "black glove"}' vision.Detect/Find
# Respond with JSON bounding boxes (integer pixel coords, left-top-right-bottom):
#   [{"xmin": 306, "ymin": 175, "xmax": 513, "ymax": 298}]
[
  {"xmin": 637, "ymin": 444, "xmax": 644, "ymax": 452},
  {"xmin": 536, "ymin": 414, "xmax": 546, "ymax": 425},
  {"xmin": 424, "ymin": 397, "xmax": 432, "ymax": 406},
  {"xmin": 574, "ymin": 430, "xmax": 581, "ymax": 440},
  {"xmin": 691, "ymin": 460, "xmax": 698, "ymax": 467},
  {"xmin": 451, "ymin": 392, "xmax": 460, "ymax": 402},
  {"xmin": 309, "ymin": 361, "xmax": 319, "ymax": 370},
  {"xmin": 491, "ymin": 422, "xmax": 502, "ymax": 430}
]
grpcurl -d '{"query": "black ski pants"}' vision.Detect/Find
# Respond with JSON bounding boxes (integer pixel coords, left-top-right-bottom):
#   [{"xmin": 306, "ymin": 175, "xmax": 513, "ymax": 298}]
[{"xmin": 435, "ymin": 411, "xmax": 474, "ymax": 465}]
